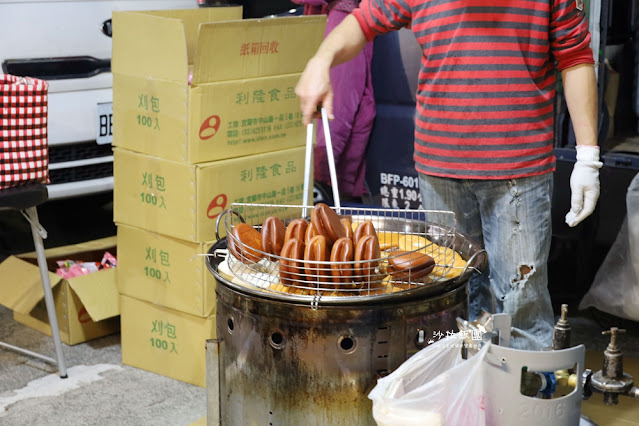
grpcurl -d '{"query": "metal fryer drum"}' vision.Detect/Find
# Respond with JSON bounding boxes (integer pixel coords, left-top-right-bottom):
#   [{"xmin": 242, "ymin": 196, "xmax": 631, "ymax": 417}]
[{"xmin": 205, "ymin": 223, "xmax": 485, "ymax": 425}]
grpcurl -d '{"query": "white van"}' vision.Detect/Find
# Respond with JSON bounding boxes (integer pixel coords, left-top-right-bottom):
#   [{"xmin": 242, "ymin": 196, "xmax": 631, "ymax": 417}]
[{"xmin": 0, "ymin": 0, "xmax": 198, "ymax": 199}]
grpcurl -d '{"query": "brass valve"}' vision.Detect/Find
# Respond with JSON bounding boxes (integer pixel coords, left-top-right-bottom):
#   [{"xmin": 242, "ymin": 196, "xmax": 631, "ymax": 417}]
[{"xmin": 589, "ymin": 327, "xmax": 635, "ymax": 405}]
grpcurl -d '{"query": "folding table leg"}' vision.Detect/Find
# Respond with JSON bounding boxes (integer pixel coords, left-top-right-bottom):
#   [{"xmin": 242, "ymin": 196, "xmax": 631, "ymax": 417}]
[{"xmin": 25, "ymin": 206, "xmax": 68, "ymax": 378}]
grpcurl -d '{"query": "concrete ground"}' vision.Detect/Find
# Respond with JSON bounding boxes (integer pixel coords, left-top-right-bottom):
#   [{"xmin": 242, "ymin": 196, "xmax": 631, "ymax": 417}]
[
  {"xmin": 0, "ymin": 305, "xmax": 207, "ymax": 426},
  {"xmin": 0, "ymin": 194, "xmax": 205, "ymax": 426}
]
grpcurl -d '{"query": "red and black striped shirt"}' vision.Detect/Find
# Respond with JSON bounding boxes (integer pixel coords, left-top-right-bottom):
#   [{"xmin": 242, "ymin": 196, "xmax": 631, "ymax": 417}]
[{"xmin": 353, "ymin": 0, "xmax": 594, "ymax": 179}]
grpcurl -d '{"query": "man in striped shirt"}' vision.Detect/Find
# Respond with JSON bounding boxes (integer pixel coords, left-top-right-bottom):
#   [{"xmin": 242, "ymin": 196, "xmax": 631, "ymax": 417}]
[{"xmin": 296, "ymin": 0, "xmax": 601, "ymax": 350}]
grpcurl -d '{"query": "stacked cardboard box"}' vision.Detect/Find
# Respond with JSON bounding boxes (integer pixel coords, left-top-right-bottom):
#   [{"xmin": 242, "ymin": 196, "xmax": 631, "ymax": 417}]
[{"xmin": 111, "ymin": 8, "xmax": 325, "ymax": 387}]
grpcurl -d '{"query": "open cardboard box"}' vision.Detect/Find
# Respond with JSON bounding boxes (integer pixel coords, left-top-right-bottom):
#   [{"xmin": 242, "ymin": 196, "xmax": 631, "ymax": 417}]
[
  {"xmin": 0, "ymin": 236, "xmax": 119, "ymax": 345},
  {"xmin": 112, "ymin": 8, "xmax": 325, "ymax": 164}
]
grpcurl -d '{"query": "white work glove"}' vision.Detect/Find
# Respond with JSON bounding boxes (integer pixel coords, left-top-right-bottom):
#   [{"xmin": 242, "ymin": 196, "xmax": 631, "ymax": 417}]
[{"xmin": 565, "ymin": 145, "xmax": 603, "ymax": 227}]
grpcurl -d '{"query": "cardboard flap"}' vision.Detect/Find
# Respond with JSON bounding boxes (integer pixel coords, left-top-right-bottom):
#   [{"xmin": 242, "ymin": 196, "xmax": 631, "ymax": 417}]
[
  {"xmin": 150, "ymin": 7, "xmax": 242, "ymax": 68},
  {"xmin": 0, "ymin": 256, "xmax": 62, "ymax": 315},
  {"xmin": 113, "ymin": 11, "xmax": 189, "ymax": 83},
  {"xmin": 66, "ymin": 268, "xmax": 119, "ymax": 321},
  {"xmin": 21, "ymin": 236, "xmax": 118, "ymax": 261},
  {"xmin": 193, "ymin": 15, "xmax": 326, "ymax": 85},
  {"xmin": 112, "ymin": 8, "xmax": 243, "ymax": 83}
]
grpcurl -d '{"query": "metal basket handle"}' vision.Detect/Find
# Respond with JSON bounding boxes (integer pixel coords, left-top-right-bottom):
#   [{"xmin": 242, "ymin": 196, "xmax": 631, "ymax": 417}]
[
  {"xmin": 320, "ymin": 107, "xmax": 341, "ymax": 210},
  {"xmin": 302, "ymin": 107, "xmax": 341, "ymax": 215},
  {"xmin": 454, "ymin": 249, "xmax": 488, "ymax": 285},
  {"xmin": 215, "ymin": 208, "xmax": 246, "ymax": 241}
]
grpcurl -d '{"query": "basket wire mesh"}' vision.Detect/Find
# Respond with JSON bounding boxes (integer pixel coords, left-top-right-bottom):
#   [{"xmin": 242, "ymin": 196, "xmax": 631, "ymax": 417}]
[{"xmin": 216, "ymin": 203, "xmax": 468, "ymax": 303}]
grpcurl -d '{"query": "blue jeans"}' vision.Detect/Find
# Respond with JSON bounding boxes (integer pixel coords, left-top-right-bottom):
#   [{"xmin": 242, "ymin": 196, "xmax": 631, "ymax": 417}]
[{"xmin": 419, "ymin": 173, "xmax": 555, "ymax": 350}]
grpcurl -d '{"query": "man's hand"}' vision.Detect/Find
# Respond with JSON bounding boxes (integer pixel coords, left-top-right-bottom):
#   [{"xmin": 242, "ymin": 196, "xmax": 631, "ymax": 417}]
[
  {"xmin": 295, "ymin": 56, "xmax": 334, "ymax": 126},
  {"xmin": 565, "ymin": 145, "xmax": 603, "ymax": 227}
]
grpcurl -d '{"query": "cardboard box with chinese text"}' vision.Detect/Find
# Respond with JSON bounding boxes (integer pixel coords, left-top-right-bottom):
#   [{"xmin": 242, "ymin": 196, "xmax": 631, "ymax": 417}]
[
  {"xmin": 0, "ymin": 237, "xmax": 119, "ymax": 345},
  {"xmin": 113, "ymin": 145, "xmax": 307, "ymax": 243},
  {"xmin": 116, "ymin": 223, "xmax": 216, "ymax": 317},
  {"xmin": 112, "ymin": 9, "xmax": 325, "ymax": 163},
  {"xmin": 120, "ymin": 294, "xmax": 215, "ymax": 387}
]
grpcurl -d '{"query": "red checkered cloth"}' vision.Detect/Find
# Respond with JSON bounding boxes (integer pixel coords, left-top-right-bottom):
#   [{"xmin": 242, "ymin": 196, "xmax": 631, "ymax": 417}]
[{"xmin": 0, "ymin": 74, "xmax": 50, "ymax": 190}]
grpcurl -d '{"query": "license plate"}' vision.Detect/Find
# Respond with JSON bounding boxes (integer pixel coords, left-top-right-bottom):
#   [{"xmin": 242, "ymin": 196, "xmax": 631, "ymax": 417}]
[{"xmin": 97, "ymin": 102, "xmax": 113, "ymax": 145}]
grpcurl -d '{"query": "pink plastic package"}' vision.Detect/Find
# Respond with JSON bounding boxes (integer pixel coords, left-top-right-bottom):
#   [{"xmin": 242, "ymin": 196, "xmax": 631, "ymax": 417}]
[{"xmin": 56, "ymin": 251, "xmax": 117, "ymax": 279}]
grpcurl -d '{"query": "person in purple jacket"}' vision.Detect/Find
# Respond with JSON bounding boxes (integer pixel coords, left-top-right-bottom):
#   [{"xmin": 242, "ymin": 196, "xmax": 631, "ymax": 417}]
[{"xmin": 294, "ymin": 0, "xmax": 376, "ymax": 201}]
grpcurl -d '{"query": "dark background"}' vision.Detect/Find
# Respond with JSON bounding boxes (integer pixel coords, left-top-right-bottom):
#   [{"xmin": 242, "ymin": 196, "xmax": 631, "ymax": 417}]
[
  {"xmin": 201, "ymin": 0, "xmax": 297, "ymax": 18},
  {"xmin": 0, "ymin": 193, "xmax": 116, "ymax": 262}
]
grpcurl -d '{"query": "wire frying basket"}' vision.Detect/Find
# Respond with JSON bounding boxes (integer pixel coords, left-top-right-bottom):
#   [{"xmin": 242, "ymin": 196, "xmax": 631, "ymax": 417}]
[
  {"xmin": 214, "ymin": 202, "xmax": 477, "ymax": 305},
  {"xmin": 209, "ymin": 109, "xmax": 482, "ymax": 307}
]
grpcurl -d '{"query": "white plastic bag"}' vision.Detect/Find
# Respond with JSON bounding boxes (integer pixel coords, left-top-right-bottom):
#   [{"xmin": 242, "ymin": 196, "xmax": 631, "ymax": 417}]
[
  {"xmin": 368, "ymin": 333, "xmax": 489, "ymax": 426},
  {"xmin": 579, "ymin": 173, "xmax": 639, "ymax": 321}
]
